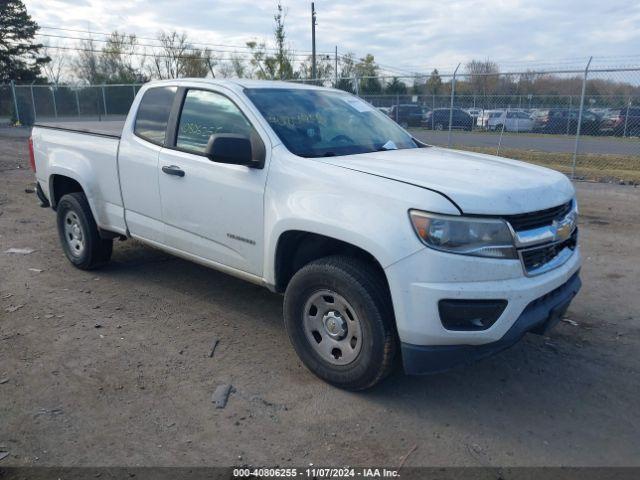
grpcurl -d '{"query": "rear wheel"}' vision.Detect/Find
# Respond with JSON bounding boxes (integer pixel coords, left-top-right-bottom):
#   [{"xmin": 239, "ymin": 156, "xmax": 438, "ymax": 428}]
[
  {"xmin": 283, "ymin": 255, "xmax": 397, "ymax": 390},
  {"xmin": 56, "ymin": 192, "xmax": 112, "ymax": 270},
  {"xmin": 435, "ymin": 123, "xmax": 444, "ymax": 131}
]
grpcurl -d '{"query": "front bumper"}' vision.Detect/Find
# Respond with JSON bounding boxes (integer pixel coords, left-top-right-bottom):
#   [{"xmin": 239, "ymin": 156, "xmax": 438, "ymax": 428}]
[
  {"xmin": 400, "ymin": 271, "xmax": 581, "ymax": 374},
  {"xmin": 384, "ymin": 242, "xmax": 582, "ymax": 373}
]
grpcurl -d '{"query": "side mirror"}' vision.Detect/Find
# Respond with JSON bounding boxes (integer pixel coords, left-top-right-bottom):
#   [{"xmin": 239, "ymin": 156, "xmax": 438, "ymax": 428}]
[{"xmin": 205, "ymin": 134, "xmax": 263, "ymax": 168}]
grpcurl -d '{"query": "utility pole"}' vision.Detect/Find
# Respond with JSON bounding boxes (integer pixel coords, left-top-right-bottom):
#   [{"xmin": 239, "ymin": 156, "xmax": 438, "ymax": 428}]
[{"xmin": 311, "ymin": 2, "xmax": 317, "ymax": 81}]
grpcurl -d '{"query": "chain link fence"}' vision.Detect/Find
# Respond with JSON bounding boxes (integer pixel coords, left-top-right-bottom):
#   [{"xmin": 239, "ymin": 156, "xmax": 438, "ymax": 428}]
[
  {"xmin": 0, "ymin": 83, "xmax": 142, "ymax": 125},
  {"xmin": 2, "ymin": 63, "xmax": 638, "ymax": 182},
  {"xmin": 352, "ymin": 65, "xmax": 640, "ymax": 182}
]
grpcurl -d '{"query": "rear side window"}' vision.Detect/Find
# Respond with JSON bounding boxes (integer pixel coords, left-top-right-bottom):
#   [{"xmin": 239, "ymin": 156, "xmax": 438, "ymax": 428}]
[{"xmin": 134, "ymin": 86, "xmax": 177, "ymax": 145}]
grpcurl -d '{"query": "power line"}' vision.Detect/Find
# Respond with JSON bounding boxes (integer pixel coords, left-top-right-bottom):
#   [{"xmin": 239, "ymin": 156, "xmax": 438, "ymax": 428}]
[
  {"xmin": 35, "ymin": 43, "xmax": 240, "ymax": 61},
  {"xmin": 38, "ymin": 26, "xmax": 416, "ymax": 74},
  {"xmin": 38, "ymin": 26, "xmax": 422, "ymax": 76},
  {"xmin": 38, "ymin": 26, "xmax": 334, "ymax": 56},
  {"xmin": 36, "ymin": 33, "xmax": 326, "ymax": 58}
]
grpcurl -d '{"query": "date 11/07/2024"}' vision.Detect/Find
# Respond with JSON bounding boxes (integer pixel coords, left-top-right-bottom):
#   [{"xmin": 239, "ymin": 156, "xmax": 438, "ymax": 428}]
[{"xmin": 233, "ymin": 467, "xmax": 400, "ymax": 478}]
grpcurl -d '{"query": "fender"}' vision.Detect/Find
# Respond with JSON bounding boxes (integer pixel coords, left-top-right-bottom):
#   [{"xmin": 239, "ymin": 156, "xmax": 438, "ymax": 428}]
[
  {"xmin": 36, "ymin": 126, "xmax": 127, "ymax": 235},
  {"xmin": 262, "ymin": 148, "xmax": 460, "ymax": 286}
]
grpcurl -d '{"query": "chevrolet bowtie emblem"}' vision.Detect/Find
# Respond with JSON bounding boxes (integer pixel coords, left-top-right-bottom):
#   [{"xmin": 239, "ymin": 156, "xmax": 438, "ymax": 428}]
[{"xmin": 553, "ymin": 212, "xmax": 576, "ymax": 242}]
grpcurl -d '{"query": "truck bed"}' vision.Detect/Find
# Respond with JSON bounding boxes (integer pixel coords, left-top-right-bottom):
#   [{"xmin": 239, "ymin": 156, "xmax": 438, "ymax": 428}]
[
  {"xmin": 35, "ymin": 120, "xmax": 125, "ymax": 138},
  {"xmin": 32, "ymin": 120, "xmax": 127, "ymax": 235}
]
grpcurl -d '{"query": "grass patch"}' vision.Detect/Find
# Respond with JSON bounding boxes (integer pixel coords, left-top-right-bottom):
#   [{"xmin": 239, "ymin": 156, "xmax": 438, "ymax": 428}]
[{"xmin": 451, "ymin": 146, "xmax": 640, "ymax": 183}]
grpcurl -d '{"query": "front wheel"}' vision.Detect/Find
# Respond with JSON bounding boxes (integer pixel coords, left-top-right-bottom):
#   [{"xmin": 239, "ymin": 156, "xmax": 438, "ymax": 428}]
[
  {"xmin": 56, "ymin": 192, "xmax": 113, "ymax": 270},
  {"xmin": 283, "ymin": 256, "xmax": 397, "ymax": 390}
]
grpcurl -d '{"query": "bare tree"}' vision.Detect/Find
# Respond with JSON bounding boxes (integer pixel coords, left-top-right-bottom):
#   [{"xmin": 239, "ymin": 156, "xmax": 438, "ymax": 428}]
[
  {"xmin": 244, "ymin": 2, "xmax": 296, "ymax": 80},
  {"xmin": 101, "ymin": 32, "xmax": 145, "ymax": 83},
  {"xmin": 150, "ymin": 31, "xmax": 190, "ymax": 79},
  {"xmin": 426, "ymin": 69, "xmax": 443, "ymax": 95},
  {"xmin": 218, "ymin": 53, "xmax": 247, "ymax": 78},
  {"xmin": 41, "ymin": 43, "xmax": 66, "ymax": 84},
  {"xmin": 148, "ymin": 31, "xmax": 216, "ymax": 79},
  {"xmin": 71, "ymin": 33, "xmax": 146, "ymax": 83},
  {"xmin": 336, "ymin": 52, "xmax": 356, "ymax": 92},
  {"xmin": 73, "ymin": 38, "xmax": 102, "ymax": 83},
  {"xmin": 465, "ymin": 59, "xmax": 500, "ymax": 96},
  {"xmin": 181, "ymin": 48, "xmax": 217, "ymax": 78},
  {"xmin": 297, "ymin": 54, "xmax": 332, "ymax": 84},
  {"xmin": 246, "ymin": 41, "xmax": 274, "ymax": 79},
  {"xmin": 272, "ymin": 1, "xmax": 294, "ymax": 79}
]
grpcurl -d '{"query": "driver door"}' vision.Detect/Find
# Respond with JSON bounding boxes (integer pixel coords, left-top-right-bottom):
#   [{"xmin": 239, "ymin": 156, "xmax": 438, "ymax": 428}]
[{"xmin": 157, "ymin": 88, "xmax": 269, "ymax": 276}]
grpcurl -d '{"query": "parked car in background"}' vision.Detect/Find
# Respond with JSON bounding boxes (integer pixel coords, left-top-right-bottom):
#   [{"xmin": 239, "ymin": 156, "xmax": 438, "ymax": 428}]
[
  {"xmin": 465, "ymin": 108, "xmax": 482, "ymax": 122},
  {"xmin": 476, "ymin": 109, "xmax": 500, "ymax": 129},
  {"xmin": 485, "ymin": 110, "xmax": 534, "ymax": 132},
  {"xmin": 530, "ymin": 109, "xmax": 549, "ymax": 131},
  {"xmin": 388, "ymin": 104, "xmax": 426, "ymax": 127},
  {"xmin": 377, "ymin": 106, "xmax": 391, "ymax": 116},
  {"xmin": 535, "ymin": 109, "xmax": 601, "ymax": 135},
  {"xmin": 598, "ymin": 110, "xmax": 618, "ymax": 136},
  {"xmin": 599, "ymin": 107, "xmax": 640, "ymax": 136},
  {"xmin": 422, "ymin": 108, "xmax": 473, "ymax": 130}
]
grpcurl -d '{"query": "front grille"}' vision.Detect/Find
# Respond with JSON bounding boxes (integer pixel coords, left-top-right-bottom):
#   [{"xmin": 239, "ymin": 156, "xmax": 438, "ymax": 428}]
[
  {"xmin": 520, "ymin": 229, "xmax": 577, "ymax": 273},
  {"xmin": 504, "ymin": 201, "xmax": 572, "ymax": 231}
]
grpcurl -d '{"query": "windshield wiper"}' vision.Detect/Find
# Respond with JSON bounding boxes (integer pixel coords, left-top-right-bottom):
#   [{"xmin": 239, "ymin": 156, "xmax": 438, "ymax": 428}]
[{"xmin": 306, "ymin": 152, "xmax": 336, "ymax": 157}]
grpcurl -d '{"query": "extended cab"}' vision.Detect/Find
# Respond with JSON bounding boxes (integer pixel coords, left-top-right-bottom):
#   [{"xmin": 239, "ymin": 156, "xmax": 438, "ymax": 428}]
[{"xmin": 30, "ymin": 79, "xmax": 581, "ymax": 390}]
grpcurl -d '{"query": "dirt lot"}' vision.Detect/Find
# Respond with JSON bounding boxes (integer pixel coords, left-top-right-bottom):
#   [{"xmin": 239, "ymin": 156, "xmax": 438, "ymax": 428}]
[{"xmin": 1, "ymin": 134, "xmax": 639, "ymax": 468}]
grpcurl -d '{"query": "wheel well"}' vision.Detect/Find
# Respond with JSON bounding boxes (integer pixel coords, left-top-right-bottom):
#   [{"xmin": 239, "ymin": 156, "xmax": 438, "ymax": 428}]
[
  {"xmin": 50, "ymin": 175, "xmax": 83, "ymax": 209},
  {"xmin": 274, "ymin": 231, "xmax": 387, "ymax": 293}
]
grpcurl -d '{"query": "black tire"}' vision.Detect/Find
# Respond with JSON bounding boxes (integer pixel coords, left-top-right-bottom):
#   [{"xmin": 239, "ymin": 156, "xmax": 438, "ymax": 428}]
[
  {"xmin": 283, "ymin": 255, "xmax": 397, "ymax": 390},
  {"xmin": 56, "ymin": 192, "xmax": 113, "ymax": 270},
  {"xmin": 435, "ymin": 123, "xmax": 444, "ymax": 131}
]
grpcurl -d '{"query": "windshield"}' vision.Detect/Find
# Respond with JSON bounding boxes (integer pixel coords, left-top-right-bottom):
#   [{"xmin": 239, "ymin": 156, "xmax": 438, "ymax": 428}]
[{"xmin": 244, "ymin": 88, "xmax": 419, "ymax": 158}]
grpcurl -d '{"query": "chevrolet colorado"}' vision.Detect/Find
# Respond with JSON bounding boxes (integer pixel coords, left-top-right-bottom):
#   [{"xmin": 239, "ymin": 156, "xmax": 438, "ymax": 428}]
[{"xmin": 29, "ymin": 79, "xmax": 581, "ymax": 390}]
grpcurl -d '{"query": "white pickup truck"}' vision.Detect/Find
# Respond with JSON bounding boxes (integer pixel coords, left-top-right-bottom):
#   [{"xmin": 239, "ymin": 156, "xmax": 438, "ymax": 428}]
[{"xmin": 29, "ymin": 79, "xmax": 581, "ymax": 390}]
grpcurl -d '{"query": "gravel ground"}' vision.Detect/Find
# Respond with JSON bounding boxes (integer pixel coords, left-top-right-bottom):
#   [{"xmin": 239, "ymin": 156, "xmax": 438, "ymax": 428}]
[{"xmin": 1, "ymin": 135, "xmax": 639, "ymax": 468}]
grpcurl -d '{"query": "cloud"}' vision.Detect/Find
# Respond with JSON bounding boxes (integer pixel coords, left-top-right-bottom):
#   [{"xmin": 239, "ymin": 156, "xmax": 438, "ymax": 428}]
[{"xmin": 24, "ymin": 0, "xmax": 640, "ymax": 74}]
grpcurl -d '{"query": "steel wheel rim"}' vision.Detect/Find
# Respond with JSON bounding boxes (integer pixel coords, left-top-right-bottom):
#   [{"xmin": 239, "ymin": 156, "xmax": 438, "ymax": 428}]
[
  {"xmin": 303, "ymin": 289, "xmax": 363, "ymax": 366},
  {"xmin": 63, "ymin": 211, "xmax": 85, "ymax": 257}
]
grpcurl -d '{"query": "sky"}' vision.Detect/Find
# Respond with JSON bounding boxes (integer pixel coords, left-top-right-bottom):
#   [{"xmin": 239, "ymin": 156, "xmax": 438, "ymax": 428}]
[{"xmin": 23, "ymin": 0, "xmax": 640, "ymax": 75}]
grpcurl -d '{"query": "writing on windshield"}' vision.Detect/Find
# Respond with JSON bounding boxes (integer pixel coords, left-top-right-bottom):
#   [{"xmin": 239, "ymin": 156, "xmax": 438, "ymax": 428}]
[{"xmin": 245, "ymin": 88, "xmax": 418, "ymax": 158}]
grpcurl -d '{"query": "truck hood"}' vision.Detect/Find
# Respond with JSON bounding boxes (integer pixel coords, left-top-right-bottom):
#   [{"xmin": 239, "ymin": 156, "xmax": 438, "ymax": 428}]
[{"xmin": 318, "ymin": 147, "xmax": 574, "ymax": 215}]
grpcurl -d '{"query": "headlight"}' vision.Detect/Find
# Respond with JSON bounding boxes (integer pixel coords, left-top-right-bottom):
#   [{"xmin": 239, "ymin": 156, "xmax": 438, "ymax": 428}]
[{"xmin": 409, "ymin": 210, "xmax": 517, "ymax": 259}]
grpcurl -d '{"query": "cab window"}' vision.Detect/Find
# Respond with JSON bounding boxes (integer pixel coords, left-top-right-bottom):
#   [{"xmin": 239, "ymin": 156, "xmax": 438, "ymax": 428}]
[
  {"xmin": 176, "ymin": 89, "xmax": 255, "ymax": 154},
  {"xmin": 134, "ymin": 86, "xmax": 177, "ymax": 145}
]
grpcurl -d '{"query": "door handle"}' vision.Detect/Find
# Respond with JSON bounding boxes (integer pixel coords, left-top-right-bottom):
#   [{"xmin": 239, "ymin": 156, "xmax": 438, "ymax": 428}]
[{"xmin": 162, "ymin": 165, "xmax": 185, "ymax": 177}]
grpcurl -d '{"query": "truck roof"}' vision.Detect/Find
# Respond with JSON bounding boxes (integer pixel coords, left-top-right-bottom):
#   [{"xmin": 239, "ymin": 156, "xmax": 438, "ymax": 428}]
[{"xmin": 147, "ymin": 78, "xmax": 329, "ymax": 92}]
